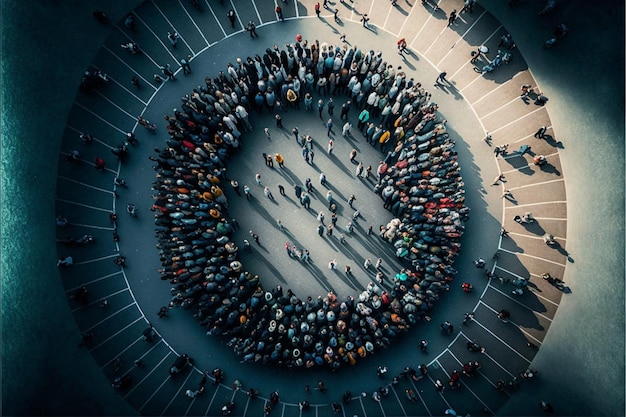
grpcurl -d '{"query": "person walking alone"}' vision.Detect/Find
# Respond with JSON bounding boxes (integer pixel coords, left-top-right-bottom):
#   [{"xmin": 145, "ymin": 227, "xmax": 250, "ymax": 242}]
[{"xmin": 327, "ymin": 119, "xmax": 334, "ymax": 136}]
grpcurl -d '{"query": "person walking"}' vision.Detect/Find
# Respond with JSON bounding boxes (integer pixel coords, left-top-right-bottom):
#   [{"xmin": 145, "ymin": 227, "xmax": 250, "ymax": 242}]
[
  {"xmin": 340, "ymin": 101, "xmax": 351, "ymax": 120},
  {"xmin": 327, "ymin": 224, "xmax": 334, "ymax": 236},
  {"xmin": 436, "ymin": 71, "xmax": 448, "ymax": 84},
  {"xmin": 227, "ymin": 9, "xmax": 236, "ymax": 27},
  {"xmin": 278, "ymin": 184, "xmax": 285, "ymax": 196},
  {"xmin": 360, "ymin": 14, "xmax": 370, "ymax": 27},
  {"xmin": 247, "ymin": 21, "xmax": 257, "ymax": 37},
  {"xmin": 292, "ymin": 127, "xmax": 299, "ymax": 142},
  {"xmin": 255, "ymin": 173, "xmax": 262, "ymax": 185},
  {"xmin": 275, "ymin": 114, "xmax": 283, "ymax": 128},
  {"xmin": 160, "ymin": 64, "xmax": 175, "ymax": 80},
  {"xmin": 264, "ymin": 186, "xmax": 274, "ymax": 199},
  {"xmin": 342, "ymin": 122, "xmax": 352, "ymax": 137},
  {"xmin": 333, "ymin": 8, "xmax": 339, "ymax": 22},
  {"xmin": 294, "ymin": 184, "xmax": 303, "ymax": 199},
  {"xmin": 277, "ymin": 219, "xmax": 284, "ymax": 231},
  {"xmin": 447, "ymin": 9, "xmax": 457, "ymax": 26},
  {"xmin": 275, "ymin": 153, "xmax": 285, "ymax": 168},
  {"xmin": 348, "ymin": 194, "xmax": 356, "ymax": 208},
  {"xmin": 327, "ymin": 119, "xmax": 334, "ymax": 136},
  {"xmin": 364, "ymin": 258, "xmax": 372, "ymax": 269},
  {"xmin": 317, "ymin": 211, "xmax": 325, "ymax": 224},
  {"xmin": 275, "ymin": 5, "xmax": 283, "ymax": 20},
  {"xmin": 349, "ymin": 149, "xmax": 357, "ymax": 163},
  {"xmin": 249, "ymin": 230, "xmax": 260, "ymax": 244},
  {"xmin": 317, "ymin": 224, "xmax": 324, "ymax": 236},
  {"xmin": 327, "ymin": 139, "xmax": 334, "ymax": 154},
  {"xmin": 534, "ymin": 126, "xmax": 547, "ymax": 138},
  {"xmin": 315, "ymin": 2, "xmax": 321, "ymax": 17},
  {"xmin": 243, "ymin": 185, "xmax": 251, "ymax": 200},
  {"xmin": 355, "ymin": 162, "xmax": 364, "ymax": 177},
  {"xmin": 375, "ymin": 258, "xmax": 383, "ymax": 270}
]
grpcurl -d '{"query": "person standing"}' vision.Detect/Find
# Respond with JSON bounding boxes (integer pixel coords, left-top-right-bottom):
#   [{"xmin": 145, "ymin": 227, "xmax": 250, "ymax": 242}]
[
  {"xmin": 277, "ymin": 219, "xmax": 284, "ymax": 231},
  {"xmin": 317, "ymin": 99, "xmax": 325, "ymax": 119},
  {"xmin": 275, "ymin": 153, "xmax": 284, "ymax": 168},
  {"xmin": 275, "ymin": 114, "xmax": 283, "ymax": 128},
  {"xmin": 278, "ymin": 184, "xmax": 285, "ymax": 196},
  {"xmin": 315, "ymin": 2, "xmax": 321, "ymax": 17},
  {"xmin": 340, "ymin": 101, "xmax": 351, "ymax": 120},
  {"xmin": 227, "ymin": 9, "xmax": 236, "ymax": 27},
  {"xmin": 167, "ymin": 31, "xmax": 179, "ymax": 48},
  {"xmin": 317, "ymin": 224, "xmax": 324, "ymax": 236},
  {"xmin": 292, "ymin": 127, "xmax": 299, "ymax": 142},
  {"xmin": 275, "ymin": 5, "xmax": 284, "ymax": 20},
  {"xmin": 327, "ymin": 98, "xmax": 335, "ymax": 116},
  {"xmin": 319, "ymin": 172, "xmax": 327, "ymax": 186}
]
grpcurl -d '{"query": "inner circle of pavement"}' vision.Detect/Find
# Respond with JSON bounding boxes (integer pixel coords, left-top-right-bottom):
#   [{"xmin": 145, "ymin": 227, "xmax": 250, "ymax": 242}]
[{"xmin": 18, "ymin": 0, "xmax": 616, "ymax": 416}]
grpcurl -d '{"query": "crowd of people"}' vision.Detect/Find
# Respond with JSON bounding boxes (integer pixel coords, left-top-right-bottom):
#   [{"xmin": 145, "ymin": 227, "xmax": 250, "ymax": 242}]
[{"xmin": 149, "ymin": 37, "xmax": 467, "ymax": 370}]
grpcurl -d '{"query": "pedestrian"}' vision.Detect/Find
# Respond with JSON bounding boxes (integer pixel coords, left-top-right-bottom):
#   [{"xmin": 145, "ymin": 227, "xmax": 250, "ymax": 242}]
[
  {"xmin": 360, "ymin": 14, "xmax": 369, "ymax": 27},
  {"xmin": 342, "ymin": 122, "xmax": 352, "ymax": 137},
  {"xmin": 327, "ymin": 119, "xmax": 333, "ymax": 136},
  {"xmin": 246, "ymin": 21, "xmax": 257, "ymax": 37},
  {"xmin": 340, "ymin": 101, "xmax": 351, "ymax": 120},
  {"xmin": 364, "ymin": 258, "xmax": 372, "ymax": 269},
  {"xmin": 328, "ymin": 259, "xmax": 337, "ymax": 269},
  {"xmin": 315, "ymin": 2, "xmax": 321, "ymax": 17},
  {"xmin": 95, "ymin": 157, "xmax": 105, "ymax": 171},
  {"xmin": 419, "ymin": 339, "xmax": 428, "ymax": 352},
  {"xmin": 326, "ymin": 190, "xmax": 333, "ymax": 206},
  {"xmin": 243, "ymin": 185, "xmax": 251, "ymax": 200},
  {"xmin": 437, "ymin": 70, "xmax": 447, "ymax": 84},
  {"xmin": 365, "ymin": 165, "xmax": 372, "ymax": 178},
  {"xmin": 275, "ymin": 153, "xmax": 284, "ymax": 168},
  {"xmin": 305, "ymin": 178, "xmax": 313, "ymax": 193},
  {"xmin": 294, "ymin": 184, "xmax": 303, "ymax": 198},
  {"xmin": 160, "ymin": 64, "xmax": 175, "ymax": 80},
  {"xmin": 327, "ymin": 97, "xmax": 335, "ymax": 116},
  {"xmin": 345, "ymin": 265, "xmax": 352, "ymax": 275},
  {"xmin": 327, "ymin": 139, "xmax": 334, "ymax": 154},
  {"xmin": 534, "ymin": 126, "xmax": 547, "ymax": 138},
  {"xmin": 278, "ymin": 183, "xmax": 285, "ymax": 196},
  {"xmin": 539, "ymin": 400, "xmax": 554, "ymax": 414},
  {"xmin": 180, "ymin": 55, "xmax": 192, "ymax": 75},
  {"xmin": 331, "ymin": 213, "xmax": 338, "ymax": 226},
  {"xmin": 447, "ymin": 9, "xmax": 456, "ymax": 26},
  {"xmin": 249, "ymin": 231, "xmax": 260, "ymax": 244},
  {"xmin": 355, "ymin": 162, "xmax": 364, "ymax": 177},
  {"xmin": 348, "ymin": 194, "xmax": 356, "ymax": 208},
  {"xmin": 317, "ymin": 99, "xmax": 325, "ymax": 119},
  {"xmin": 397, "ymin": 37, "xmax": 408, "ymax": 54},
  {"xmin": 285, "ymin": 241, "xmax": 292, "ymax": 256},
  {"xmin": 227, "ymin": 9, "xmax": 236, "ymax": 27},
  {"xmin": 434, "ymin": 379, "xmax": 444, "ymax": 392},
  {"xmin": 340, "ymin": 234, "xmax": 346, "ymax": 244},
  {"xmin": 500, "ymin": 227, "xmax": 509, "ymax": 237},
  {"xmin": 243, "ymin": 239, "xmax": 251, "ymax": 252},
  {"xmin": 333, "ymin": 8, "xmax": 339, "ymax": 22},
  {"xmin": 255, "ymin": 173, "xmax": 262, "ymax": 185},
  {"xmin": 367, "ymin": 225, "xmax": 373, "ymax": 235},
  {"xmin": 264, "ymin": 186, "xmax": 274, "ymax": 199},
  {"xmin": 320, "ymin": 172, "xmax": 326, "ymax": 186},
  {"xmin": 275, "ymin": 114, "xmax": 283, "ymax": 128},
  {"xmin": 317, "ymin": 211, "xmax": 325, "ymax": 223},
  {"xmin": 167, "ymin": 31, "xmax": 179, "ymax": 48},
  {"xmin": 497, "ymin": 309, "xmax": 511, "ymax": 322},
  {"xmin": 131, "ymin": 76, "xmax": 141, "ymax": 88},
  {"xmin": 309, "ymin": 149, "xmax": 315, "ymax": 164},
  {"xmin": 492, "ymin": 174, "xmax": 505, "ymax": 185},
  {"xmin": 292, "ymin": 127, "xmax": 299, "ymax": 142},
  {"xmin": 327, "ymin": 224, "xmax": 334, "ymax": 236},
  {"xmin": 349, "ymin": 149, "xmax": 357, "ymax": 163},
  {"xmin": 375, "ymin": 258, "xmax": 383, "ymax": 269},
  {"xmin": 317, "ymin": 224, "xmax": 324, "ymax": 236},
  {"xmin": 275, "ymin": 5, "xmax": 283, "ymax": 20}
]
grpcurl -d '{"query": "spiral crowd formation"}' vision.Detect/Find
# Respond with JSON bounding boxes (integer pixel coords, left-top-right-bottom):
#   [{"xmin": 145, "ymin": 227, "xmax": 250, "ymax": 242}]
[{"xmin": 150, "ymin": 38, "xmax": 468, "ymax": 370}]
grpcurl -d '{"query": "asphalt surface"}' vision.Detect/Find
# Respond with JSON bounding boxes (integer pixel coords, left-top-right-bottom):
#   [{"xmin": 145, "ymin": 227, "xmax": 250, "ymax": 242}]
[{"xmin": 1, "ymin": 0, "xmax": 624, "ymax": 416}]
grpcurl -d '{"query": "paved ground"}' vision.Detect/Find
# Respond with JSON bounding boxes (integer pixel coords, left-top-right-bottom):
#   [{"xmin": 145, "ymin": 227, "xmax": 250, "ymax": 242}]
[{"xmin": 2, "ymin": 0, "xmax": 624, "ymax": 416}]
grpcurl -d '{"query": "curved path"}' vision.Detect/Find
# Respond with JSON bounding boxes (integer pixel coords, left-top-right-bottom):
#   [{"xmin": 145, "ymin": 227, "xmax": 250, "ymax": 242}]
[{"xmin": 52, "ymin": 0, "xmax": 571, "ymax": 415}]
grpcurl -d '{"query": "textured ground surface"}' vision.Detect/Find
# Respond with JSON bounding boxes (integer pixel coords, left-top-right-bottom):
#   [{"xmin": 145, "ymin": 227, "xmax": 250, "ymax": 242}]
[{"xmin": 1, "ymin": 0, "xmax": 624, "ymax": 416}]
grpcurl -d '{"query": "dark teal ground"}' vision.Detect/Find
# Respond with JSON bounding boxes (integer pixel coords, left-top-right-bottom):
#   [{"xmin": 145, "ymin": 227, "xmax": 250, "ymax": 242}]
[{"xmin": 1, "ymin": 0, "xmax": 624, "ymax": 416}]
